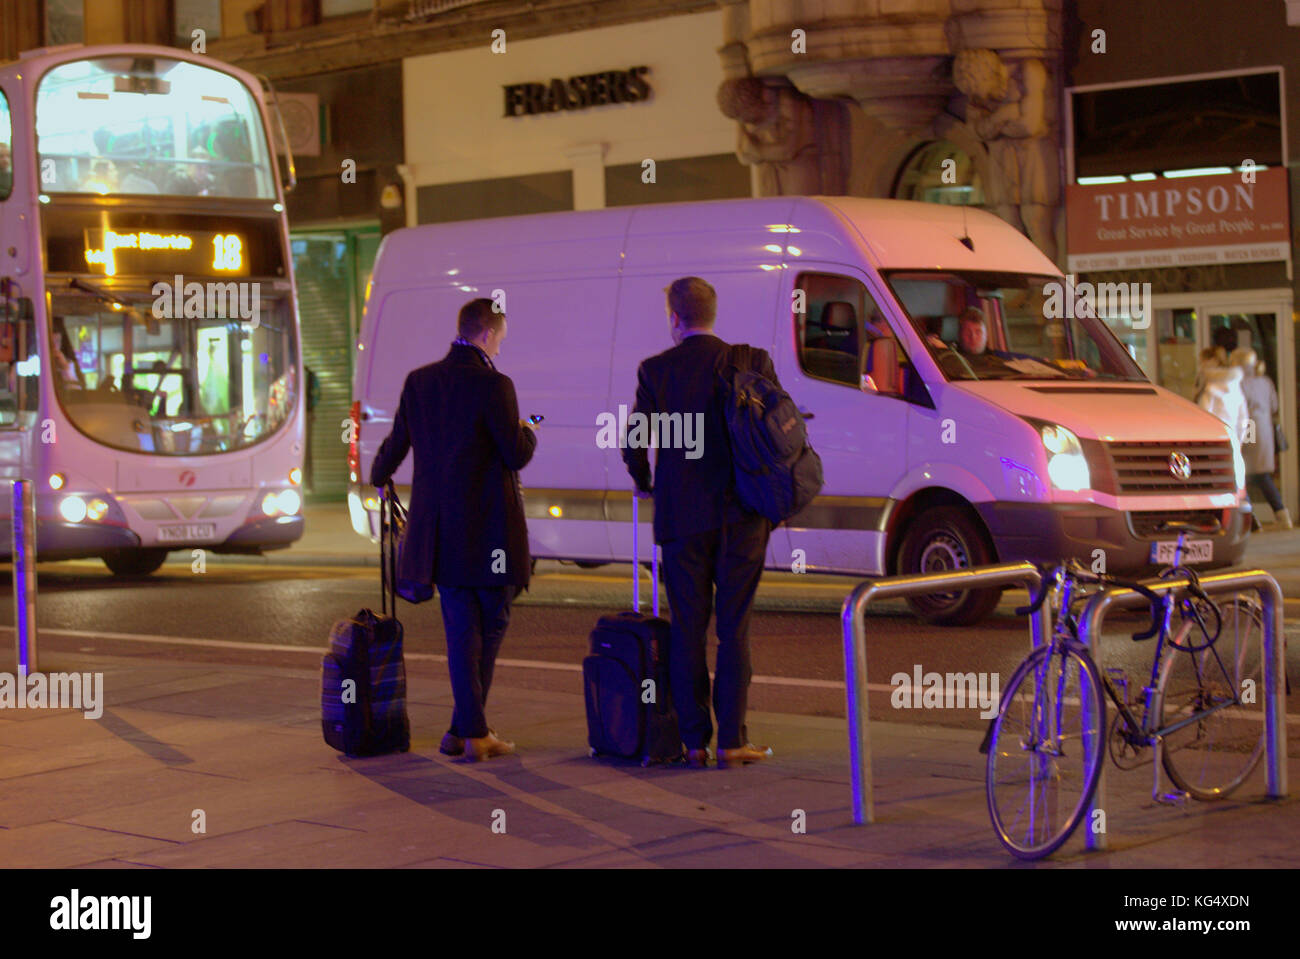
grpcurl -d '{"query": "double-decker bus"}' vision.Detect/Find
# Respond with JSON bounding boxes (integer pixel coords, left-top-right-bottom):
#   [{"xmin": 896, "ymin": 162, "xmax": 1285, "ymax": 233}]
[{"xmin": 0, "ymin": 44, "xmax": 304, "ymax": 575}]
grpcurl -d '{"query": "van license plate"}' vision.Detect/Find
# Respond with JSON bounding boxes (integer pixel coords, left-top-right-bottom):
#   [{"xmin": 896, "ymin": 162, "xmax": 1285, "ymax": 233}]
[
  {"xmin": 158, "ymin": 523, "xmax": 216, "ymax": 543},
  {"xmin": 1150, "ymin": 538, "xmax": 1212, "ymax": 564}
]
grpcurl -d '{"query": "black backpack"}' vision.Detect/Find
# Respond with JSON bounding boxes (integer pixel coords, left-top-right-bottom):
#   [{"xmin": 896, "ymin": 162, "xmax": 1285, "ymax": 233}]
[{"xmin": 718, "ymin": 344, "xmax": 824, "ymax": 525}]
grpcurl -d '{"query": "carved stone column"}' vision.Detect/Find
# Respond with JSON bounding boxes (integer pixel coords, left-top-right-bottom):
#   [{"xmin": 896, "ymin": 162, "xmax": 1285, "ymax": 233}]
[{"xmin": 714, "ymin": 0, "xmax": 1066, "ymax": 263}]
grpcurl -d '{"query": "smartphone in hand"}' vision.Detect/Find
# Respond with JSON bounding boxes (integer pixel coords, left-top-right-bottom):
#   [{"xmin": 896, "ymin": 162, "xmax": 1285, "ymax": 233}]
[{"xmin": 527, "ymin": 414, "xmax": 544, "ymax": 425}]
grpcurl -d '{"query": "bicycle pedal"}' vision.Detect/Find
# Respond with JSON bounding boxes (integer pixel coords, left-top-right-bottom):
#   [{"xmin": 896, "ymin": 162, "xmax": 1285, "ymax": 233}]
[{"xmin": 1155, "ymin": 790, "xmax": 1191, "ymax": 808}]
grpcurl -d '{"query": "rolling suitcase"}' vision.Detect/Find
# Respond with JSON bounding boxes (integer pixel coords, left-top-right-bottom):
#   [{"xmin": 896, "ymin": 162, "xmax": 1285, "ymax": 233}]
[
  {"xmin": 321, "ymin": 488, "xmax": 411, "ymax": 757},
  {"xmin": 583, "ymin": 494, "xmax": 682, "ymax": 766}
]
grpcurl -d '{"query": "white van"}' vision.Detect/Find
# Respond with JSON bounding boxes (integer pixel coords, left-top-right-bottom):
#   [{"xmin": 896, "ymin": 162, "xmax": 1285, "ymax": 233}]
[{"xmin": 348, "ymin": 197, "xmax": 1249, "ymax": 624}]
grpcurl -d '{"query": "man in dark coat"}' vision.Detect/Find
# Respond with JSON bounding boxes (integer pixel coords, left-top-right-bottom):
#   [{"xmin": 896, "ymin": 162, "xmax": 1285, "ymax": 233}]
[
  {"xmin": 370, "ymin": 297, "xmax": 537, "ymax": 761},
  {"xmin": 622, "ymin": 276, "xmax": 778, "ymax": 769}
]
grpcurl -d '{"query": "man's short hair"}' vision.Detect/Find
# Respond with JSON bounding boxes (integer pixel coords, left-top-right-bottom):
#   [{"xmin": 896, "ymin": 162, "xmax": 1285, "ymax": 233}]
[
  {"xmin": 1211, "ymin": 326, "xmax": 1238, "ymax": 353},
  {"xmin": 458, "ymin": 298, "xmax": 505, "ymax": 339},
  {"xmin": 665, "ymin": 277, "xmax": 717, "ymax": 329},
  {"xmin": 959, "ymin": 306, "xmax": 985, "ymax": 326}
]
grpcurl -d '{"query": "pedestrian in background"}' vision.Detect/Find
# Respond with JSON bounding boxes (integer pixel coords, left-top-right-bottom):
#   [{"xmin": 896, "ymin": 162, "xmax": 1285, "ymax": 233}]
[
  {"xmin": 622, "ymin": 276, "xmax": 778, "ymax": 769},
  {"xmin": 1232, "ymin": 347, "xmax": 1291, "ymax": 531},
  {"xmin": 370, "ymin": 297, "xmax": 538, "ymax": 761}
]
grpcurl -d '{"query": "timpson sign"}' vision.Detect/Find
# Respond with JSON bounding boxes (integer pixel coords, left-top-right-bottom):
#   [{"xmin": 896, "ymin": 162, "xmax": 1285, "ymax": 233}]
[
  {"xmin": 503, "ymin": 66, "xmax": 651, "ymax": 117},
  {"xmin": 1066, "ymin": 168, "xmax": 1291, "ymax": 271}
]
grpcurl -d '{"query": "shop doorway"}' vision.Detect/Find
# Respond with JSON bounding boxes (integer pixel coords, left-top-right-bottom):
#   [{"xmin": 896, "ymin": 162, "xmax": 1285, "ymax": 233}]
[
  {"xmin": 291, "ymin": 225, "xmax": 382, "ymax": 501},
  {"xmin": 1103, "ymin": 290, "xmax": 1295, "ymax": 519}
]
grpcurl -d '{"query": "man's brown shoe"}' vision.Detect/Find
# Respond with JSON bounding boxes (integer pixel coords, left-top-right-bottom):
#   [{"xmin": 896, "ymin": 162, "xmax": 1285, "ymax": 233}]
[
  {"xmin": 465, "ymin": 732, "xmax": 515, "ymax": 761},
  {"xmin": 441, "ymin": 728, "xmax": 496, "ymax": 757},
  {"xmin": 716, "ymin": 743, "xmax": 773, "ymax": 768},
  {"xmin": 685, "ymin": 748, "xmax": 711, "ymax": 769}
]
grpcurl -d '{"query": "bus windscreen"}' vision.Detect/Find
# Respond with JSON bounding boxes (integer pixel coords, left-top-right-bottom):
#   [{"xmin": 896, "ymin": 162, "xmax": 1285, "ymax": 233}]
[{"xmin": 36, "ymin": 56, "xmax": 277, "ymax": 200}]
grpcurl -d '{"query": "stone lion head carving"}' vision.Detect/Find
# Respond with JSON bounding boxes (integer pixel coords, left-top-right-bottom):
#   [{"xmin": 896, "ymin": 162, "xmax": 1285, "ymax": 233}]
[{"xmin": 952, "ymin": 49, "xmax": 1009, "ymax": 104}]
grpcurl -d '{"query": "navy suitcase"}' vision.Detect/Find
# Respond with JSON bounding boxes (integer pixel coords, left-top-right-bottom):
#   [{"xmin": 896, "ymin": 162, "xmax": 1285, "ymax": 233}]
[
  {"xmin": 322, "ymin": 490, "xmax": 411, "ymax": 757},
  {"xmin": 583, "ymin": 495, "xmax": 682, "ymax": 766}
]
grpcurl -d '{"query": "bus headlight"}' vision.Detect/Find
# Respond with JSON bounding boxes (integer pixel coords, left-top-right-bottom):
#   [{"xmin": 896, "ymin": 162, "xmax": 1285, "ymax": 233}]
[
  {"xmin": 277, "ymin": 489, "xmax": 301, "ymax": 515},
  {"xmin": 289, "ymin": 467, "xmax": 302, "ymax": 486},
  {"xmin": 1040, "ymin": 424, "xmax": 1090, "ymax": 492},
  {"xmin": 49, "ymin": 473, "xmax": 66, "ymax": 491},
  {"xmin": 261, "ymin": 490, "xmax": 302, "ymax": 517},
  {"xmin": 59, "ymin": 496, "xmax": 88, "ymax": 523},
  {"xmin": 86, "ymin": 498, "xmax": 110, "ymax": 521}
]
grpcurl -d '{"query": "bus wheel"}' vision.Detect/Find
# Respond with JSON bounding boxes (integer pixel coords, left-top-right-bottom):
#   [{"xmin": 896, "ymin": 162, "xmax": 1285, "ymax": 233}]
[
  {"xmin": 897, "ymin": 506, "xmax": 1000, "ymax": 626},
  {"xmin": 103, "ymin": 548, "xmax": 170, "ymax": 577}
]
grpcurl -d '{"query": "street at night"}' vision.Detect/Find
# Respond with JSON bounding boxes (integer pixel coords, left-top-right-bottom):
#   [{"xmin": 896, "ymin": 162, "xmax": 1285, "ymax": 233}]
[{"xmin": 4, "ymin": 0, "xmax": 1300, "ymax": 943}]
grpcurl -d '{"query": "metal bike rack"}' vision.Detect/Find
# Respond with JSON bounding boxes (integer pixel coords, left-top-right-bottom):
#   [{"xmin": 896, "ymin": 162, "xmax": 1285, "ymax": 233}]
[
  {"xmin": 841, "ymin": 561, "xmax": 1049, "ymax": 825},
  {"xmin": 1076, "ymin": 569, "xmax": 1288, "ymax": 851},
  {"xmin": 12, "ymin": 479, "xmax": 36, "ymax": 672}
]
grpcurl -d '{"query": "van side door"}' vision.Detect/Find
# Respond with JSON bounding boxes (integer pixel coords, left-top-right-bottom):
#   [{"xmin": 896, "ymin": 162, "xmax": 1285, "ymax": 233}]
[{"xmin": 779, "ymin": 267, "xmax": 922, "ymax": 575}]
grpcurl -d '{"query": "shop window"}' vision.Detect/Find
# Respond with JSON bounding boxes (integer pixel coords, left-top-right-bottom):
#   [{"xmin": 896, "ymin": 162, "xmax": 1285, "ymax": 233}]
[
  {"xmin": 0, "ymin": 89, "xmax": 12, "ymax": 201},
  {"xmin": 893, "ymin": 140, "xmax": 985, "ymax": 206},
  {"xmin": 417, "ymin": 171, "xmax": 572, "ymax": 224},
  {"xmin": 174, "ymin": 0, "xmax": 221, "ymax": 45},
  {"xmin": 605, "ymin": 154, "xmax": 750, "ymax": 207},
  {"xmin": 322, "ymin": 0, "xmax": 373, "ymax": 15},
  {"xmin": 44, "ymin": 0, "xmax": 85, "ymax": 45}
]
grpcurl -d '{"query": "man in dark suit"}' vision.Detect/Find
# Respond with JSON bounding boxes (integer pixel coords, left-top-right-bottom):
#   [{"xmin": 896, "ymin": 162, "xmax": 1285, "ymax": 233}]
[
  {"xmin": 622, "ymin": 276, "xmax": 778, "ymax": 769},
  {"xmin": 370, "ymin": 298, "xmax": 537, "ymax": 761}
]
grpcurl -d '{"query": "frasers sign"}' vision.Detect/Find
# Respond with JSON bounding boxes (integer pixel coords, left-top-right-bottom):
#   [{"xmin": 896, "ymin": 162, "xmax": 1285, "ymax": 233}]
[
  {"xmin": 1066, "ymin": 168, "xmax": 1291, "ymax": 271},
  {"xmin": 504, "ymin": 66, "xmax": 651, "ymax": 117}
]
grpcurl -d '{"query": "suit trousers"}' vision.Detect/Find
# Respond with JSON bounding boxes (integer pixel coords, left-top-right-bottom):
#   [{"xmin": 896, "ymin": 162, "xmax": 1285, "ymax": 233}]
[
  {"xmin": 438, "ymin": 585, "xmax": 515, "ymax": 739},
  {"xmin": 660, "ymin": 513, "xmax": 771, "ymax": 751}
]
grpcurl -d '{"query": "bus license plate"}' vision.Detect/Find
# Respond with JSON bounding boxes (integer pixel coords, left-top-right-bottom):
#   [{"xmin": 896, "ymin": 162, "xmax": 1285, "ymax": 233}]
[
  {"xmin": 1150, "ymin": 538, "xmax": 1213, "ymax": 564},
  {"xmin": 157, "ymin": 523, "xmax": 216, "ymax": 543}
]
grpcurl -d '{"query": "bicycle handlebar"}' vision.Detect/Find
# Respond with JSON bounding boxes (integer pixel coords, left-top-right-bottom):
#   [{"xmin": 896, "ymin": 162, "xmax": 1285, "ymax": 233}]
[{"xmin": 1014, "ymin": 561, "xmax": 1165, "ymax": 641}]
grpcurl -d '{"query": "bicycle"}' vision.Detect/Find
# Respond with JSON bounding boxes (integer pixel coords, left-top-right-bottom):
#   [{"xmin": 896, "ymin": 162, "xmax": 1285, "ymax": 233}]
[{"xmin": 983, "ymin": 528, "xmax": 1265, "ymax": 860}]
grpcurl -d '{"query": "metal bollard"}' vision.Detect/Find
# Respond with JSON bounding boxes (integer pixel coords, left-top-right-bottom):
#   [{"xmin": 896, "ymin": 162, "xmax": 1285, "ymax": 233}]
[
  {"xmin": 12, "ymin": 479, "xmax": 36, "ymax": 672},
  {"xmin": 841, "ymin": 562, "xmax": 1048, "ymax": 825}
]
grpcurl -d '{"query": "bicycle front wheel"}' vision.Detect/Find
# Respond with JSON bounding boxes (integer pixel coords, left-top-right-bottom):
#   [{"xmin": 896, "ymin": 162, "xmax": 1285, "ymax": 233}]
[
  {"xmin": 986, "ymin": 643, "xmax": 1106, "ymax": 860},
  {"xmin": 1157, "ymin": 596, "xmax": 1265, "ymax": 800}
]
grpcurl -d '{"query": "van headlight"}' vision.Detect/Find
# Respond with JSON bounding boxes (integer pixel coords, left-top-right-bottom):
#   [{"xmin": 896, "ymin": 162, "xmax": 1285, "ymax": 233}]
[{"xmin": 1039, "ymin": 423, "xmax": 1090, "ymax": 492}]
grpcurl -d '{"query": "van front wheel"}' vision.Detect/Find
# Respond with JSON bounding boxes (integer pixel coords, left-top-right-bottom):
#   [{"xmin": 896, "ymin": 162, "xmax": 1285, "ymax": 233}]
[{"xmin": 897, "ymin": 507, "xmax": 1000, "ymax": 626}]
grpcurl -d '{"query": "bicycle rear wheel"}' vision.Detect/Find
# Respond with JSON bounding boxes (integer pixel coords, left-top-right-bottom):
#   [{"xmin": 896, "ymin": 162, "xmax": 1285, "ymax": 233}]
[
  {"xmin": 986, "ymin": 643, "xmax": 1106, "ymax": 860},
  {"xmin": 1157, "ymin": 596, "xmax": 1265, "ymax": 800}
]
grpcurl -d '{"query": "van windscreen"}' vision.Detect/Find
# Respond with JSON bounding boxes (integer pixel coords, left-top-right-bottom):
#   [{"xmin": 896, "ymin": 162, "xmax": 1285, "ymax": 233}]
[{"xmin": 886, "ymin": 271, "xmax": 1147, "ymax": 383}]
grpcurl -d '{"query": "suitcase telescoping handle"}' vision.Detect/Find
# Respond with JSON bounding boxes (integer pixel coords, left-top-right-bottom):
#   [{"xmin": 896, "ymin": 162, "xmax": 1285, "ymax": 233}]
[
  {"xmin": 380, "ymin": 483, "xmax": 398, "ymax": 617},
  {"xmin": 632, "ymin": 491, "xmax": 659, "ymax": 616}
]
